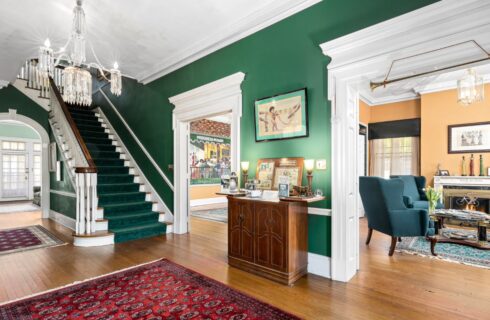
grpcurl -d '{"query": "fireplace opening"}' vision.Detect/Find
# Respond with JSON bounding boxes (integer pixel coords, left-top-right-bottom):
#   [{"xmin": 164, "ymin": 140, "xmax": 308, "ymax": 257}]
[{"xmin": 445, "ymin": 196, "xmax": 490, "ymax": 213}]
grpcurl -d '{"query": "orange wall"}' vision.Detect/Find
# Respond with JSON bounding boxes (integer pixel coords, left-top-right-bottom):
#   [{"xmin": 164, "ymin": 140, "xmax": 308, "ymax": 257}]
[
  {"xmin": 421, "ymin": 84, "xmax": 490, "ymax": 185},
  {"xmin": 359, "ymin": 99, "xmax": 421, "ymax": 124},
  {"xmin": 189, "ymin": 185, "xmax": 223, "ymax": 200},
  {"xmin": 359, "ymin": 100, "xmax": 371, "ymax": 124}
]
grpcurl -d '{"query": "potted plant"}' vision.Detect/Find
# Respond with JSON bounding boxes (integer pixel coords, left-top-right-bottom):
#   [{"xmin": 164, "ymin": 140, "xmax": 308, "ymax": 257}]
[{"xmin": 425, "ymin": 187, "xmax": 442, "ymax": 214}]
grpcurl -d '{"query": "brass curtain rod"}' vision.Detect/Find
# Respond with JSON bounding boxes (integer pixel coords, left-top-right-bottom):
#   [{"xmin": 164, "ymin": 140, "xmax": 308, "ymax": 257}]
[{"xmin": 370, "ymin": 40, "xmax": 490, "ymax": 91}]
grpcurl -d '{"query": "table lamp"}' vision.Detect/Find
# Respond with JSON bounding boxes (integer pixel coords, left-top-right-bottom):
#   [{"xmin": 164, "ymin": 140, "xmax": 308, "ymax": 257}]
[
  {"xmin": 241, "ymin": 161, "xmax": 249, "ymax": 188},
  {"xmin": 305, "ymin": 159, "xmax": 315, "ymax": 196}
]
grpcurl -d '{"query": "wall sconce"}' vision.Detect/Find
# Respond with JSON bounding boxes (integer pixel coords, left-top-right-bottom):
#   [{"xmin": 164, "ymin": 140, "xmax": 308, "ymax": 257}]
[
  {"xmin": 241, "ymin": 161, "xmax": 250, "ymax": 187},
  {"xmin": 305, "ymin": 159, "xmax": 315, "ymax": 196}
]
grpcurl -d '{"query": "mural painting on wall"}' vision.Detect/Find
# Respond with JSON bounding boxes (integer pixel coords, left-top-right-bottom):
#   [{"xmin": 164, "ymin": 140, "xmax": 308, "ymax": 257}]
[
  {"xmin": 189, "ymin": 133, "xmax": 231, "ymax": 185},
  {"xmin": 448, "ymin": 121, "xmax": 490, "ymax": 153},
  {"xmin": 254, "ymin": 88, "xmax": 308, "ymax": 142}
]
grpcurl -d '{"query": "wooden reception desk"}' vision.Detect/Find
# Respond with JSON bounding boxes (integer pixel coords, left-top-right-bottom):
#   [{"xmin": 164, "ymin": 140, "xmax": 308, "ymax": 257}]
[{"xmin": 222, "ymin": 193, "xmax": 324, "ymax": 285}]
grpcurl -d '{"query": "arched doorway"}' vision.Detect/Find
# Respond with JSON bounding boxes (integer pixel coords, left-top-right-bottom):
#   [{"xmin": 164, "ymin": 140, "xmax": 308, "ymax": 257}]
[{"xmin": 0, "ymin": 109, "xmax": 50, "ymax": 218}]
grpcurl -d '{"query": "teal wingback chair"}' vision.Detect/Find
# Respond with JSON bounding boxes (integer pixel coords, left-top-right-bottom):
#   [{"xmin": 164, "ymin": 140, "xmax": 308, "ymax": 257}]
[
  {"xmin": 359, "ymin": 177, "xmax": 435, "ymax": 256},
  {"xmin": 390, "ymin": 175, "xmax": 443, "ymax": 210}
]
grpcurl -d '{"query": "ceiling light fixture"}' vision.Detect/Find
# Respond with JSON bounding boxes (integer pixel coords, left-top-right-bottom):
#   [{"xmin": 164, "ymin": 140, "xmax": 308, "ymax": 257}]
[
  {"xmin": 457, "ymin": 68, "xmax": 485, "ymax": 106},
  {"xmin": 37, "ymin": 0, "xmax": 122, "ymax": 106}
]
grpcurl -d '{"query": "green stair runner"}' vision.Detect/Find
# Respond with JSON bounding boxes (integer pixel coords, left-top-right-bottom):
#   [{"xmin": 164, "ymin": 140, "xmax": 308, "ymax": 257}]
[{"xmin": 68, "ymin": 107, "xmax": 166, "ymax": 243}]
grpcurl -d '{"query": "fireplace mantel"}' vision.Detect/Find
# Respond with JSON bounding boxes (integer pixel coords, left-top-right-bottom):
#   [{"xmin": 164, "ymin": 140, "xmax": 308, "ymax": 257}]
[{"xmin": 434, "ymin": 176, "xmax": 490, "ymax": 190}]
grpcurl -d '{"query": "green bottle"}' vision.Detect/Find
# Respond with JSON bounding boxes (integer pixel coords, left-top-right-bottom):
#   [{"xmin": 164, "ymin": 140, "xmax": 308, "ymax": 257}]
[{"xmin": 480, "ymin": 155, "xmax": 484, "ymax": 176}]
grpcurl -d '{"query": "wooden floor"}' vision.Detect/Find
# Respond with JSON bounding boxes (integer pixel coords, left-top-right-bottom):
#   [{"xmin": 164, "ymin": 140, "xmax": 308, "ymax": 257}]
[{"xmin": 0, "ymin": 211, "xmax": 489, "ymax": 319}]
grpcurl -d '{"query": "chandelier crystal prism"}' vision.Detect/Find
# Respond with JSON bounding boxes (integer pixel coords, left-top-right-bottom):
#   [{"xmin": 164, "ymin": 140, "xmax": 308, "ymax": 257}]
[{"xmin": 37, "ymin": 0, "xmax": 122, "ymax": 106}]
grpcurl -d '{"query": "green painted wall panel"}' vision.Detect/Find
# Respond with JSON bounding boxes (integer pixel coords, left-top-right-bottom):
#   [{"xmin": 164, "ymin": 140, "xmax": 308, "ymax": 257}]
[
  {"xmin": 0, "ymin": 85, "xmax": 50, "ymax": 133},
  {"xmin": 50, "ymin": 193, "xmax": 76, "ymax": 220},
  {"xmin": 92, "ymin": 0, "xmax": 437, "ymax": 256}
]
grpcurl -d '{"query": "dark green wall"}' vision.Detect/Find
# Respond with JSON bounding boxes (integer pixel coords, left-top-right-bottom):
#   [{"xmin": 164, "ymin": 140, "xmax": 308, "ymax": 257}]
[
  {"xmin": 93, "ymin": 0, "xmax": 437, "ymax": 256},
  {"xmin": 0, "ymin": 85, "xmax": 50, "ymax": 132},
  {"xmin": 49, "ymin": 134, "xmax": 77, "ymax": 219}
]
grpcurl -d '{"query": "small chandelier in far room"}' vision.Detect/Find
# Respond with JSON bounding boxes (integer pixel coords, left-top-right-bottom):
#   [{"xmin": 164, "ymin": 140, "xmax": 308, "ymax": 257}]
[
  {"xmin": 458, "ymin": 68, "xmax": 485, "ymax": 106},
  {"xmin": 37, "ymin": 0, "xmax": 122, "ymax": 106}
]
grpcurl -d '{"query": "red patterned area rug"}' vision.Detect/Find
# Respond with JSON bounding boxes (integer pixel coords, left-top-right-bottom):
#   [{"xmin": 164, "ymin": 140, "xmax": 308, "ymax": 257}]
[
  {"xmin": 0, "ymin": 259, "xmax": 301, "ymax": 319},
  {"xmin": 0, "ymin": 225, "xmax": 65, "ymax": 256}
]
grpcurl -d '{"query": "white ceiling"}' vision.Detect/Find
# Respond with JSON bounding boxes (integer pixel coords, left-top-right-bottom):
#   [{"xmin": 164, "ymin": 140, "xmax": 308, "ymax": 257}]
[{"xmin": 0, "ymin": 0, "xmax": 320, "ymax": 85}]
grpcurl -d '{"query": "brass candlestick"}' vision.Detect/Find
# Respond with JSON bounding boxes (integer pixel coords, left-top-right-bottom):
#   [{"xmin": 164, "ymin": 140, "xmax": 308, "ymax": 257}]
[
  {"xmin": 241, "ymin": 161, "xmax": 250, "ymax": 189},
  {"xmin": 305, "ymin": 159, "xmax": 315, "ymax": 197}
]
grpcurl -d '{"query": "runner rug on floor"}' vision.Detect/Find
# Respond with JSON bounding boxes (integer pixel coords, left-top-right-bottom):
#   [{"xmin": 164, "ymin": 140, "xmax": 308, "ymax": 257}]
[
  {"xmin": 0, "ymin": 225, "xmax": 65, "ymax": 256},
  {"xmin": 396, "ymin": 228, "xmax": 490, "ymax": 269},
  {"xmin": 0, "ymin": 259, "xmax": 300, "ymax": 320}
]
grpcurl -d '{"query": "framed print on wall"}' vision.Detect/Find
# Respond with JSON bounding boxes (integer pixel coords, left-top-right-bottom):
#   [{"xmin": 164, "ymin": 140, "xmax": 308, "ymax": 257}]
[
  {"xmin": 448, "ymin": 121, "xmax": 490, "ymax": 153},
  {"xmin": 254, "ymin": 88, "xmax": 308, "ymax": 142}
]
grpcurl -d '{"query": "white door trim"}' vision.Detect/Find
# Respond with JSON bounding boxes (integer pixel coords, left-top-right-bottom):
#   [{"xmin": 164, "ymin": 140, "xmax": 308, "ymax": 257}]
[
  {"xmin": 0, "ymin": 109, "xmax": 50, "ymax": 218},
  {"xmin": 320, "ymin": 0, "xmax": 490, "ymax": 282},
  {"xmin": 169, "ymin": 72, "xmax": 245, "ymax": 234}
]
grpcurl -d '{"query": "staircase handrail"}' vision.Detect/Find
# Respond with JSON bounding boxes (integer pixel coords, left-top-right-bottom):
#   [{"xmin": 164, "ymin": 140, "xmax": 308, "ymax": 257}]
[{"xmin": 49, "ymin": 77, "xmax": 97, "ymax": 173}]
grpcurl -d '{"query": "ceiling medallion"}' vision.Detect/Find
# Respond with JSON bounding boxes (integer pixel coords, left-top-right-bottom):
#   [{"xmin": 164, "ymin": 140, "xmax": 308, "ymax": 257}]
[{"xmin": 38, "ymin": 0, "xmax": 121, "ymax": 106}]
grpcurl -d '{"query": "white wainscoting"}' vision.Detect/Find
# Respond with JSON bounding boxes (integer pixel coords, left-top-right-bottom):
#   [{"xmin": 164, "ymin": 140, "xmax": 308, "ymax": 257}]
[{"xmin": 308, "ymin": 252, "xmax": 331, "ymax": 278}]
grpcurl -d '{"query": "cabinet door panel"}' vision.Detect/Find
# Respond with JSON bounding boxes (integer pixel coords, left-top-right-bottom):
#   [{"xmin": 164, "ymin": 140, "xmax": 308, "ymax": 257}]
[
  {"xmin": 254, "ymin": 203, "xmax": 287, "ymax": 271},
  {"xmin": 270, "ymin": 205, "xmax": 287, "ymax": 270},
  {"xmin": 228, "ymin": 200, "xmax": 242, "ymax": 257},
  {"xmin": 240, "ymin": 201, "xmax": 255, "ymax": 262},
  {"xmin": 255, "ymin": 206, "xmax": 270, "ymax": 266}
]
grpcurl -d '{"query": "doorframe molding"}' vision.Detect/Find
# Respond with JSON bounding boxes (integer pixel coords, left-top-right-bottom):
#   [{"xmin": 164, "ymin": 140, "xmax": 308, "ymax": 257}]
[
  {"xmin": 169, "ymin": 72, "xmax": 245, "ymax": 234},
  {"xmin": 0, "ymin": 109, "xmax": 50, "ymax": 218},
  {"xmin": 319, "ymin": 0, "xmax": 490, "ymax": 282}
]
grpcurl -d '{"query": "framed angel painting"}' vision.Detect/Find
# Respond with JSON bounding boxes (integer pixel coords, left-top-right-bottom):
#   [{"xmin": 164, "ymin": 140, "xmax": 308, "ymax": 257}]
[{"xmin": 254, "ymin": 88, "xmax": 308, "ymax": 142}]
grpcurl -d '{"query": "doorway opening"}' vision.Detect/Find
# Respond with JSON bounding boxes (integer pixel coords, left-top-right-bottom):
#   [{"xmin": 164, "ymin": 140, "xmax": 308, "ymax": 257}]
[
  {"xmin": 0, "ymin": 119, "xmax": 45, "ymax": 217},
  {"xmin": 188, "ymin": 113, "xmax": 232, "ymax": 231},
  {"xmin": 170, "ymin": 72, "xmax": 244, "ymax": 235}
]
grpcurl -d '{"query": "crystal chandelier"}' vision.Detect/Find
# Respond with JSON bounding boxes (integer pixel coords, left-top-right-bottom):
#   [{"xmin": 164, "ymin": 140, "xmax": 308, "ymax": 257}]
[
  {"xmin": 38, "ymin": 0, "xmax": 122, "ymax": 106},
  {"xmin": 457, "ymin": 68, "xmax": 485, "ymax": 106}
]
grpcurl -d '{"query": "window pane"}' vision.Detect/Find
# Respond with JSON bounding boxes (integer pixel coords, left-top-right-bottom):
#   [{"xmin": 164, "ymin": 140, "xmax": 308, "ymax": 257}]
[{"xmin": 33, "ymin": 143, "xmax": 41, "ymax": 152}]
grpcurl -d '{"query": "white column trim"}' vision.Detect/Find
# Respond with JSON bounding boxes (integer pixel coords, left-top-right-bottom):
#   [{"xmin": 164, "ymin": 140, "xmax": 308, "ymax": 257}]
[
  {"xmin": 170, "ymin": 72, "xmax": 245, "ymax": 234},
  {"xmin": 320, "ymin": 0, "xmax": 490, "ymax": 282},
  {"xmin": 308, "ymin": 253, "xmax": 331, "ymax": 278},
  {"xmin": 0, "ymin": 109, "xmax": 50, "ymax": 218}
]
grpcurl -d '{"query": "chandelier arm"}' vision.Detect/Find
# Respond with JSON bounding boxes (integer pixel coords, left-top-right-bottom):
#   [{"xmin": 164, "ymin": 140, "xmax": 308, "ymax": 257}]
[{"xmin": 86, "ymin": 62, "xmax": 111, "ymax": 82}]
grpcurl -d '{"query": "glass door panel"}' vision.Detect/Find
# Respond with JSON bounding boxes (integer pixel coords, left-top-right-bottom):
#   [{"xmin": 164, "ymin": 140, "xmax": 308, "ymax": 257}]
[{"xmin": 2, "ymin": 153, "xmax": 28, "ymax": 198}]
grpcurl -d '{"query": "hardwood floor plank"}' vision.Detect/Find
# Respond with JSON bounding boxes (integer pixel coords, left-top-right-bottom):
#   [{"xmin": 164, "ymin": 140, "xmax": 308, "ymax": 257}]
[{"xmin": 0, "ymin": 211, "xmax": 488, "ymax": 319}]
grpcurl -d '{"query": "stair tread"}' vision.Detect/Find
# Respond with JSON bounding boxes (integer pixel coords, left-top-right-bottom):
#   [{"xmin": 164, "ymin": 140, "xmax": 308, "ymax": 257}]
[
  {"xmin": 110, "ymin": 222, "xmax": 166, "ymax": 233},
  {"xmin": 98, "ymin": 191, "xmax": 144, "ymax": 197},
  {"xmin": 100, "ymin": 200, "xmax": 152, "ymax": 208},
  {"xmin": 105, "ymin": 211, "xmax": 158, "ymax": 220}
]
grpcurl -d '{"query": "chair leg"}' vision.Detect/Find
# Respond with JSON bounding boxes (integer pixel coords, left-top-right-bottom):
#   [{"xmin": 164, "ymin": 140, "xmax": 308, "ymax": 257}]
[
  {"xmin": 388, "ymin": 237, "xmax": 397, "ymax": 256},
  {"xmin": 366, "ymin": 228, "xmax": 373, "ymax": 245}
]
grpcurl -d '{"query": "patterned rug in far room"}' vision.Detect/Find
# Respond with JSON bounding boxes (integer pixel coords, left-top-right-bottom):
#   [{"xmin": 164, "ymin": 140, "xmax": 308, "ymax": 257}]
[
  {"xmin": 396, "ymin": 228, "xmax": 490, "ymax": 269},
  {"xmin": 0, "ymin": 225, "xmax": 65, "ymax": 256}
]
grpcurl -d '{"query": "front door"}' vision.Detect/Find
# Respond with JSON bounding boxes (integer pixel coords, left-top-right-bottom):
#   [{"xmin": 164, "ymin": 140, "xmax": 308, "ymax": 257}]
[{"xmin": 2, "ymin": 153, "xmax": 28, "ymax": 199}]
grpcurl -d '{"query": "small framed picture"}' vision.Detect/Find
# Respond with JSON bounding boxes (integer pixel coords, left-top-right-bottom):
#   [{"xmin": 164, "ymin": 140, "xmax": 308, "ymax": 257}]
[
  {"xmin": 278, "ymin": 176, "xmax": 290, "ymax": 198},
  {"xmin": 448, "ymin": 122, "xmax": 490, "ymax": 153},
  {"xmin": 48, "ymin": 142, "xmax": 57, "ymax": 172},
  {"xmin": 438, "ymin": 170, "xmax": 450, "ymax": 176}
]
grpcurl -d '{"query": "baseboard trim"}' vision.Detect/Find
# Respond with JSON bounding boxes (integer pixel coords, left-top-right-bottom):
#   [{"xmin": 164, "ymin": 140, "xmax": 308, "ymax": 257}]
[
  {"xmin": 308, "ymin": 207, "xmax": 332, "ymax": 216},
  {"xmin": 190, "ymin": 197, "xmax": 227, "ymax": 207},
  {"xmin": 308, "ymin": 252, "xmax": 331, "ymax": 279},
  {"xmin": 50, "ymin": 189, "xmax": 76, "ymax": 198},
  {"xmin": 49, "ymin": 209, "xmax": 76, "ymax": 231}
]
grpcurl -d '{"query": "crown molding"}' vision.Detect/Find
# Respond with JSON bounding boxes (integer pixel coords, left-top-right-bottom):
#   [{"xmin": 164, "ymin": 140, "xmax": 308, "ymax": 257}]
[
  {"xmin": 359, "ymin": 93, "xmax": 419, "ymax": 107},
  {"xmin": 320, "ymin": 0, "xmax": 490, "ymax": 71},
  {"xmin": 138, "ymin": 0, "xmax": 321, "ymax": 84}
]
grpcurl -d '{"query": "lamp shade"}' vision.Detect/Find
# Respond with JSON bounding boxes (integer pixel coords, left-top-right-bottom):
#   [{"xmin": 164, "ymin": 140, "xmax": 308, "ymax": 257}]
[
  {"xmin": 305, "ymin": 159, "xmax": 315, "ymax": 174},
  {"xmin": 241, "ymin": 161, "xmax": 250, "ymax": 172}
]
